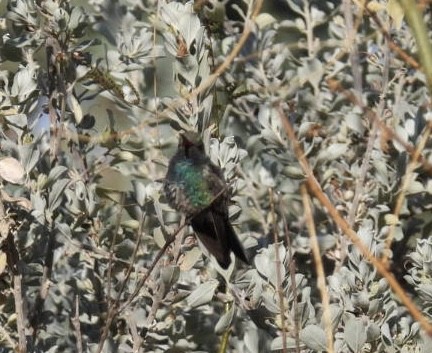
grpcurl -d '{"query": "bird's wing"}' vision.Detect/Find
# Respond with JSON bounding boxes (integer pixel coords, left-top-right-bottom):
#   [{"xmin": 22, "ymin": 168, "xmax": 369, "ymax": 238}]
[
  {"xmin": 190, "ymin": 164, "xmax": 235, "ymax": 268},
  {"xmin": 191, "ymin": 209, "xmax": 232, "ymax": 268},
  {"xmin": 203, "ymin": 163, "xmax": 230, "ymax": 210}
]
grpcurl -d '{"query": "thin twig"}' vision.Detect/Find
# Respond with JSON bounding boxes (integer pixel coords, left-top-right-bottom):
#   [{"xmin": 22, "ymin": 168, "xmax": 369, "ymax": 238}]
[
  {"xmin": 145, "ymin": 280, "xmax": 165, "ymax": 327},
  {"xmin": 344, "ymin": 30, "xmax": 392, "ymax": 264},
  {"xmin": 30, "ymin": 225, "xmax": 55, "ymax": 339},
  {"xmin": 99, "ymin": 208, "xmax": 149, "ymax": 338},
  {"xmin": 143, "ymin": 219, "xmax": 182, "ymax": 329},
  {"xmin": 277, "ymin": 104, "xmax": 432, "ymax": 335},
  {"xmin": 218, "ymin": 304, "xmax": 231, "ymax": 353},
  {"xmin": 280, "ymin": 201, "xmax": 300, "ymax": 353},
  {"xmin": 152, "ymin": 0, "xmax": 161, "ymax": 143},
  {"xmin": 336, "ymin": 0, "xmax": 365, "ymax": 268},
  {"xmin": 86, "ymin": 0, "xmax": 265, "ymax": 145},
  {"xmin": 172, "ymin": 215, "xmax": 187, "ymax": 265},
  {"xmin": 340, "ymin": 120, "xmax": 378, "ymax": 268},
  {"xmin": 364, "ymin": 1, "xmax": 420, "ymax": 69},
  {"xmin": 91, "ymin": 2, "xmax": 267, "ymax": 345},
  {"xmin": 57, "ymin": 226, "xmax": 130, "ymax": 265},
  {"xmin": 116, "ymin": 213, "xmax": 146, "ymax": 302},
  {"xmin": 118, "ymin": 222, "xmax": 186, "ymax": 313},
  {"xmin": 342, "ymin": 0, "xmax": 363, "ymax": 99},
  {"xmin": 397, "ymin": 0, "xmax": 432, "ymax": 92},
  {"xmin": 4, "ymin": 236, "xmax": 26, "ymax": 352},
  {"xmin": 99, "ymin": 176, "xmax": 235, "ymax": 349},
  {"xmin": 72, "ymin": 295, "xmax": 83, "ymax": 353},
  {"xmin": 13, "ymin": 271, "xmax": 26, "ymax": 353},
  {"xmin": 127, "ymin": 314, "xmax": 143, "ymax": 353},
  {"xmin": 326, "ymin": 78, "xmax": 432, "ymax": 175},
  {"xmin": 0, "ymin": 194, "xmax": 26, "ymax": 352},
  {"xmin": 384, "ymin": 120, "xmax": 432, "ymax": 264},
  {"xmin": 0, "ymin": 324, "xmax": 16, "ymax": 349},
  {"xmin": 303, "ymin": 0, "xmax": 315, "ymax": 57},
  {"xmin": 106, "ymin": 194, "xmax": 125, "ymax": 302},
  {"xmin": 269, "ymin": 188, "xmax": 287, "ymax": 353},
  {"xmin": 97, "ymin": 195, "xmax": 125, "ymax": 353},
  {"xmin": 96, "ymin": 306, "xmax": 117, "ymax": 353},
  {"xmin": 0, "ymin": 199, "xmax": 18, "ymax": 350},
  {"xmin": 300, "ymin": 184, "xmax": 334, "ymax": 353}
]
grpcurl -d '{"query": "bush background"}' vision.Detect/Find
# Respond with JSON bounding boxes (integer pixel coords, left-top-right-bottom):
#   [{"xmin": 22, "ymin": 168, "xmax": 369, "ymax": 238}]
[{"xmin": 1, "ymin": 0, "xmax": 432, "ymax": 352}]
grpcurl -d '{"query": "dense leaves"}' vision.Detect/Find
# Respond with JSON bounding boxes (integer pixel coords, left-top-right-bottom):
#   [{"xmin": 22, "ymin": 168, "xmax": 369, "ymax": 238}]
[{"xmin": 1, "ymin": 0, "xmax": 432, "ymax": 352}]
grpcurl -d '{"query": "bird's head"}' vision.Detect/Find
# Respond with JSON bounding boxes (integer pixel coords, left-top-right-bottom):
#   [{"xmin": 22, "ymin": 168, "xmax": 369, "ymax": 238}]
[{"xmin": 179, "ymin": 131, "xmax": 205, "ymax": 154}]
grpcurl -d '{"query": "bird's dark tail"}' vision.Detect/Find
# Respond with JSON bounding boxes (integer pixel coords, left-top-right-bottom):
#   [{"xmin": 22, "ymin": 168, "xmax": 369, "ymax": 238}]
[
  {"xmin": 191, "ymin": 211, "xmax": 231, "ymax": 269},
  {"xmin": 226, "ymin": 222, "xmax": 250, "ymax": 266},
  {"xmin": 191, "ymin": 210, "xmax": 249, "ymax": 269}
]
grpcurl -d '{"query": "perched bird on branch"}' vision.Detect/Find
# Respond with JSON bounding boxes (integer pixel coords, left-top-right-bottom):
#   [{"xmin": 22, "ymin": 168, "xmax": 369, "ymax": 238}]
[{"xmin": 164, "ymin": 131, "xmax": 249, "ymax": 269}]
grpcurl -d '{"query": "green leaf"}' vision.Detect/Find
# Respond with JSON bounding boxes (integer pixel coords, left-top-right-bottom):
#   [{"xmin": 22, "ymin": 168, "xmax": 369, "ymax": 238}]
[
  {"xmin": 215, "ymin": 304, "xmax": 235, "ymax": 334},
  {"xmin": 11, "ymin": 64, "xmax": 38, "ymax": 102},
  {"xmin": 0, "ymin": 157, "xmax": 25, "ymax": 184},
  {"xmin": 271, "ymin": 336, "xmax": 302, "ymax": 351},
  {"xmin": 47, "ymin": 166, "xmax": 68, "ymax": 185},
  {"xmin": 180, "ymin": 247, "xmax": 202, "ymax": 271},
  {"xmin": 67, "ymin": 94, "xmax": 83, "ymax": 124},
  {"xmin": 48, "ymin": 179, "xmax": 70, "ymax": 212},
  {"xmin": 186, "ymin": 280, "xmax": 218, "ymax": 308},
  {"xmin": 344, "ymin": 318, "xmax": 367, "ymax": 353},
  {"xmin": 299, "ymin": 325, "xmax": 327, "ymax": 351}
]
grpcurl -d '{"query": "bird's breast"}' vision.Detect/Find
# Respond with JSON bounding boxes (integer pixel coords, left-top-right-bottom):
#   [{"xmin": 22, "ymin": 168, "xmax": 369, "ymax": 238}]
[{"xmin": 172, "ymin": 160, "xmax": 214, "ymax": 212}]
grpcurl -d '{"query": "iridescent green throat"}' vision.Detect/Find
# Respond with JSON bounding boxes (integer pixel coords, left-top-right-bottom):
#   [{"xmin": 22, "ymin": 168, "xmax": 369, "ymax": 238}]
[{"xmin": 175, "ymin": 161, "xmax": 213, "ymax": 208}]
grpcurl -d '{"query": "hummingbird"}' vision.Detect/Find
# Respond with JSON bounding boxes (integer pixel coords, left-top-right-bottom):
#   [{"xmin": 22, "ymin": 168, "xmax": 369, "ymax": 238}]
[{"xmin": 164, "ymin": 131, "xmax": 249, "ymax": 269}]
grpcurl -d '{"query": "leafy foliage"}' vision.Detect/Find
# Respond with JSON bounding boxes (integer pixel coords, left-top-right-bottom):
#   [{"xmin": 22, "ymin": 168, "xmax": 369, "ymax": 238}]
[{"xmin": 1, "ymin": 0, "xmax": 432, "ymax": 352}]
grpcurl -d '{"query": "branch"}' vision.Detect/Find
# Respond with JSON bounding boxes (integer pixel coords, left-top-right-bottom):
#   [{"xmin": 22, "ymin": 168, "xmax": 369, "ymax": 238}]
[
  {"xmin": 300, "ymin": 184, "xmax": 334, "ymax": 353},
  {"xmin": 72, "ymin": 296, "xmax": 83, "ymax": 353},
  {"xmin": 277, "ymin": 104, "xmax": 432, "ymax": 335}
]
